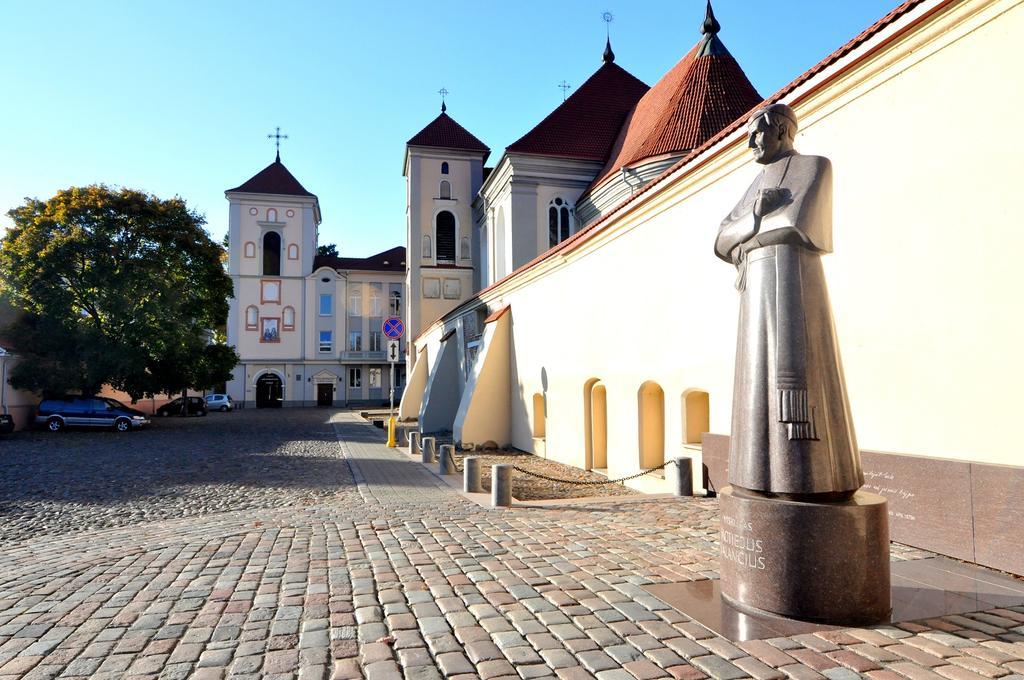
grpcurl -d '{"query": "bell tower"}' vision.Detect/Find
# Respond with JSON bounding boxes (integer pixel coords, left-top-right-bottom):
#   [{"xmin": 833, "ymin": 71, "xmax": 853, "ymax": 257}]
[{"xmin": 403, "ymin": 103, "xmax": 489, "ymax": 360}]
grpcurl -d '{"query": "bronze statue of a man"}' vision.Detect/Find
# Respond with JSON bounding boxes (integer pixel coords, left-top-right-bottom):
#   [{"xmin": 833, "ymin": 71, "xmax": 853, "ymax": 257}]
[{"xmin": 715, "ymin": 103, "xmax": 863, "ymax": 500}]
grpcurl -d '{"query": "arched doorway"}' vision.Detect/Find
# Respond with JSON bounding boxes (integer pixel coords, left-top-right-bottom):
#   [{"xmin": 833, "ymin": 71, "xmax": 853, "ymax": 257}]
[
  {"xmin": 255, "ymin": 373, "xmax": 283, "ymax": 408},
  {"xmin": 638, "ymin": 381, "xmax": 665, "ymax": 469}
]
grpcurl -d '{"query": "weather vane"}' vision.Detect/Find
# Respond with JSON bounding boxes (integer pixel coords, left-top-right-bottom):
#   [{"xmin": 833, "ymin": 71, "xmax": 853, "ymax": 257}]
[
  {"xmin": 602, "ymin": 10, "xmax": 614, "ymax": 37},
  {"xmin": 267, "ymin": 127, "xmax": 288, "ymax": 162},
  {"xmin": 438, "ymin": 87, "xmax": 449, "ymax": 113},
  {"xmin": 558, "ymin": 80, "xmax": 572, "ymax": 101}
]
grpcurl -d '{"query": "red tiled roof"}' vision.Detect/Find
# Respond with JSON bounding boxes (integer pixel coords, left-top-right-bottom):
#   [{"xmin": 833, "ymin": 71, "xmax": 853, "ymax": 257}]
[
  {"xmin": 591, "ymin": 30, "xmax": 762, "ymax": 189},
  {"xmin": 506, "ymin": 62, "xmax": 649, "ymax": 161},
  {"xmin": 407, "ymin": 111, "xmax": 489, "ymax": 154},
  {"xmin": 314, "ymin": 246, "xmax": 406, "ymax": 273},
  {"xmin": 416, "ymin": 0, "xmax": 938, "ymax": 342},
  {"xmin": 226, "ymin": 158, "xmax": 317, "ymax": 198}
]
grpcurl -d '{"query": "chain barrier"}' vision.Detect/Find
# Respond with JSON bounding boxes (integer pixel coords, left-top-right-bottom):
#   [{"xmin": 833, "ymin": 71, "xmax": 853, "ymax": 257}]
[{"xmin": 509, "ymin": 460, "xmax": 670, "ymax": 486}]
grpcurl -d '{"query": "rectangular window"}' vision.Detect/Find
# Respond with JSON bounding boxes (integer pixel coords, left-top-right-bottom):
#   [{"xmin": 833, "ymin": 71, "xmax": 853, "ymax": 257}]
[
  {"xmin": 369, "ymin": 368, "xmax": 381, "ymax": 388},
  {"xmin": 369, "ymin": 331, "xmax": 381, "ymax": 352},
  {"xmin": 369, "ymin": 285, "xmax": 382, "ymax": 316},
  {"xmin": 349, "ymin": 368, "xmax": 361, "ymax": 388},
  {"xmin": 349, "ymin": 288, "xmax": 361, "ymax": 316},
  {"xmin": 319, "ymin": 331, "xmax": 332, "ymax": 353},
  {"xmin": 349, "ymin": 331, "xmax": 362, "ymax": 351},
  {"xmin": 319, "ymin": 293, "xmax": 332, "ymax": 316},
  {"xmin": 261, "ymin": 280, "xmax": 281, "ymax": 304}
]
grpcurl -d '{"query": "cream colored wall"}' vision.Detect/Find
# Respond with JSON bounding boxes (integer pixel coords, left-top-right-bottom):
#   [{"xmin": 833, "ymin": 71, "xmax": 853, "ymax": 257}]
[
  {"xmin": 234, "ymin": 277, "xmax": 304, "ymax": 359},
  {"xmin": 453, "ymin": 312, "xmax": 511, "ymax": 446},
  {"xmin": 418, "ymin": 0, "xmax": 1024, "ymax": 474},
  {"xmin": 399, "ymin": 346, "xmax": 428, "ymax": 419}
]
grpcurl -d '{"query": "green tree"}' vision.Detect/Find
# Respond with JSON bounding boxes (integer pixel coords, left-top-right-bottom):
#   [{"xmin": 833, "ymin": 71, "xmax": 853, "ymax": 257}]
[
  {"xmin": 317, "ymin": 243, "xmax": 338, "ymax": 257},
  {"xmin": 0, "ymin": 185, "xmax": 239, "ymax": 402}
]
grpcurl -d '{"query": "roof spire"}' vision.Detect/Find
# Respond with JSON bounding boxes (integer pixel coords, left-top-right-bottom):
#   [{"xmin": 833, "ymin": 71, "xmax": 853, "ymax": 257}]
[
  {"xmin": 701, "ymin": 0, "xmax": 721, "ymax": 35},
  {"xmin": 438, "ymin": 87, "xmax": 449, "ymax": 113},
  {"xmin": 601, "ymin": 11, "xmax": 615, "ymax": 62}
]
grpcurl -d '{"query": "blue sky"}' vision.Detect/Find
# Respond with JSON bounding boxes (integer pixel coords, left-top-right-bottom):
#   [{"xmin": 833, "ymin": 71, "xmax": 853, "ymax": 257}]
[{"xmin": 1, "ymin": 1, "xmax": 899, "ymax": 257}]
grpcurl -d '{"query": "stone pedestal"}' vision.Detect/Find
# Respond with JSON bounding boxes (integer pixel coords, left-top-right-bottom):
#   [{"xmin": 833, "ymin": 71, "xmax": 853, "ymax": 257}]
[{"xmin": 719, "ymin": 485, "xmax": 891, "ymax": 625}]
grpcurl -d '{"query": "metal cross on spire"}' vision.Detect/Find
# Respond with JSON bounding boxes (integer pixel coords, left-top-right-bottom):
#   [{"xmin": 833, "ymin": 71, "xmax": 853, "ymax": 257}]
[
  {"xmin": 438, "ymin": 87, "xmax": 449, "ymax": 113},
  {"xmin": 558, "ymin": 80, "xmax": 572, "ymax": 101},
  {"xmin": 602, "ymin": 10, "xmax": 614, "ymax": 37},
  {"xmin": 267, "ymin": 127, "xmax": 288, "ymax": 163}
]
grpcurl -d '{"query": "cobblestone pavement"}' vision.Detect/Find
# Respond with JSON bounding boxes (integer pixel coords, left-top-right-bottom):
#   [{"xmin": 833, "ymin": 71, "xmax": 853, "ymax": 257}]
[
  {"xmin": 0, "ymin": 410, "xmax": 355, "ymax": 543},
  {"xmin": 0, "ymin": 411, "xmax": 1022, "ymax": 680}
]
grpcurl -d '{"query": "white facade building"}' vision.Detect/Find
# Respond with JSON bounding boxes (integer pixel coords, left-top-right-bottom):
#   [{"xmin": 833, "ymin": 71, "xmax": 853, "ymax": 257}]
[{"xmin": 224, "ymin": 156, "xmax": 406, "ymax": 408}]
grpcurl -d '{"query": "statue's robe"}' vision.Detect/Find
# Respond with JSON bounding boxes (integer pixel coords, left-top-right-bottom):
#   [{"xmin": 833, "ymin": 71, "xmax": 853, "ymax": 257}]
[{"xmin": 715, "ymin": 152, "xmax": 863, "ymax": 497}]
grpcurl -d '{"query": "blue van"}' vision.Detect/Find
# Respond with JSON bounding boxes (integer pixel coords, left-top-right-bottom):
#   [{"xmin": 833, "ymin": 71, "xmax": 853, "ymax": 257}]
[{"xmin": 34, "ymin": 396, "xmax": 150, "ymax": 432}]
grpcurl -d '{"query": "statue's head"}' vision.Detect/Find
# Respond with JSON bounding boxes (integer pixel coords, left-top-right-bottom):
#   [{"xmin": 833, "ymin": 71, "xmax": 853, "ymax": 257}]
[{"xmin": 747, "ymin": 103, "xmax": 798, "ymax": 164}]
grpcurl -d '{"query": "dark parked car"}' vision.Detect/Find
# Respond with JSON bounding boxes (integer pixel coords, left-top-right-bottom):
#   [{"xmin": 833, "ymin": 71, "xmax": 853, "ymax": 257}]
[
  {"xmin": 0, "ymin": 413, "xmax": 13, "ymax": 435},
  {"xmin": 35, "ymin": 396, "xmax": 149, "ymax": 432},
  {"xmin": 156, "ymin": 396, "xmax": 208, "ymax": 417}
]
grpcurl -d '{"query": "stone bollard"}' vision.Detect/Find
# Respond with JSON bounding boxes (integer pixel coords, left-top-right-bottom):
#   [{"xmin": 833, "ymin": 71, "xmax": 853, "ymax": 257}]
[
  {"xmin": 439, "ymin": 444, "xmax": 457, "ymax": 475},
  {"xmin": 421, "ymin": 436, "xmax": 436, "ymax": 464},
  {"xmin": 409, "ymin": 431, "xmax": 421, "ymax": 458},
  {"xmin": 672, "ymin": 456, "xmax": 693, "ymax": 497},
  {"xmin": 491, "ymin": 464, "xmax": 512, "ymax": 507},
  {"xmin": 463, "ymin": 457, "xmax": 482, "ymax": 493}
]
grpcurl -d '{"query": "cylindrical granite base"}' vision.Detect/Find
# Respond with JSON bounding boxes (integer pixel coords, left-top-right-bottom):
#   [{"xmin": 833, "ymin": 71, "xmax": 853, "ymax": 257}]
[{"xmin": 719, "ymin": 485, "xmax": 891, "ymax": 626}]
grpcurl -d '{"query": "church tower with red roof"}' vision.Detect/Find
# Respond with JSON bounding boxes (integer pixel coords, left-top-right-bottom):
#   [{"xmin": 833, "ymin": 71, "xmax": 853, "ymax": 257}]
[{"xmin": 403, "ymin": 103, "xmax": 490, "ymax": 350}]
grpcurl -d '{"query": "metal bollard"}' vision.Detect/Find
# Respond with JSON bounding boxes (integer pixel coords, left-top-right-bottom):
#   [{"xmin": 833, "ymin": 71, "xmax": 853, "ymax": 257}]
[
  {"xmin": 421, "ymin": 436, "xmax": 436, "ymax": 464},
  {"xmin": 491, "ymin": 464, "xmax": 512, "ymax": 507},
  {"xmin": 409, "ymin": 431, "xmax": 421, "ymax": 458},
  {"xmin": 439, "ymin": 444, "xmax": 456, "ymax": 475},
  {"xmin": 672, "ymin": 456, "xmax": 693, "ymax": 497},
  {"xmin": 464, "ymin": 457, "xmax": 482, "ymax": 493}
]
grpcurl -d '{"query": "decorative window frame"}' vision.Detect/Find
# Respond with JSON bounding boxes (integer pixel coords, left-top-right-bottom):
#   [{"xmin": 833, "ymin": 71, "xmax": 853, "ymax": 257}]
[
  {"xmin": 369, "ymin": 286, "xmax": 382, "ymax": 317},
  {"xmin": 261, "ymin": 279, "xmax": 282, "ymax": 304},
  {"xmin": 460, "ymin": 236, "xmax": 471, "ymax": 261},
  {"xmin": 267, "ymin": 208, "xmax": 278, "ymax": 222},
  {"xmin": 389, "ymin": 290, "xmax": 401, "ymax": 316},
  {"xmin": 434, "ymin": 210, "xmax": 458, "ymax": 264},
  {"xmin": 348, "ymin": 331, "xmax": 362, "ymax": 352},
  {"xmin": 547, "ymin": 197, "xmax": 575, "ymax": 248},
  {"xmin": 439, "ymin": 180, "xmax": 451, "ymax": 199},
  {"xmin": 349, "ymin": 367, "xmax": 362, "ymax": 388},
  {"xmin": 244, "ymin": 241, "xmax": 256, "ymax": 258},
  {"xmin": 282, "ymin": 306, "xmax": 296, "ymax": 331},
  {"xmin": 422, "ymin": 235, "xmax": 432, "ymax": 259},
  {"xmin": 259, "ymin": 317, "xmax": 281, "ymax": 343},
  {"xmin": 287, "ymin": 243, "xmax": 299, "ymax": 260},
  {"xmin": 245, "ymin": 305, "xmax": 259, "ymax": 330}
]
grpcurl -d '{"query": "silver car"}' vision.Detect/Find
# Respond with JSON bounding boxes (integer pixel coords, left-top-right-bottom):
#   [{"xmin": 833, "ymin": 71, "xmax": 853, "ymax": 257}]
[{"xmin": 205, "ymin": 394, "xmax": 233, "ymax": 412}]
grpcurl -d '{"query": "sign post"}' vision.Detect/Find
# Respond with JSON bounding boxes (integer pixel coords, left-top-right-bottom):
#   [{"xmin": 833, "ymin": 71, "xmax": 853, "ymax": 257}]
[{"xmin": 382, "ymin": 317, "xmax": 405, "ymax": 447}]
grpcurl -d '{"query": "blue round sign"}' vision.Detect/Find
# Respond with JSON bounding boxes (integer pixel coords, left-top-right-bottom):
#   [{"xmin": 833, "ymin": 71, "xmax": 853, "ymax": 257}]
[{"xmin": 382, "ymin": 317, "xmax": 405, "ymax": 339}]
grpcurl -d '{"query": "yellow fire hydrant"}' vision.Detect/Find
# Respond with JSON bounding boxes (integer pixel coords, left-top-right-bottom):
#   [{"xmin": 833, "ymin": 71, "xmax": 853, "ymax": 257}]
[{"xmin": 386, "ymin": 417, "xmax": 397, "ymax": 448}]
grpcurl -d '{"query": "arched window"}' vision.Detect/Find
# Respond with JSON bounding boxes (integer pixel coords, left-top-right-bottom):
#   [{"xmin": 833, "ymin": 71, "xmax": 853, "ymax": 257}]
[
  {"xmin": 263, "ymin": 231, "xmax": 281, "ymax": 276},
  {"xmin": 422, "ymin": 235, "xmax": 432, "ymax": 259},
  {"xmin": 282, "ymin": 306, "xmax": 295, "ymax": 330},
  {"xmin": 441, "ymin": 162, "xmax": 449, "ymax": 175},
  {"xmin": 638, "ymin": 381, "xmax": 666, "ymax": 470},
  {"xmin": 439, "ymin": 180, "xmax": 451, "ymax": 199},
  {"xmin": 389, "ymin": 291, "xmax": 401, "ymax": 316},
  {"xmin": 436, "ymin": 211, "xmax": 456, "ymax": 262},
  {"xmin": 348, "ymin": 285, "xmax": 362, "ymax": 316},
  {"xmin": 369, "ymin": 286, "xmax": 382, "ymax": 317},
  {"xmin": 267, "ymin": 208, "xmax": 278, "ymax": 222},
  {"xmin": 683, "ymin": 390, "xmax": 710, "ymax": 445},
  {"xmin": 287, "ymin": 244, "xmax": 299, "ymax": 260},
  {"xmin": 244, "ymin": 241, "xmax": 255, "ymax": 258},
  {"xmin": 460, "ymin": 236, "xmax": 471, "ymax": 260},
  {"xmin": 245, "ymin": 306, "xmax": 258, "ymax": 330},
  {"xmin": 548, "ymin": 197, "xmax": 575, "ymax": 248}
]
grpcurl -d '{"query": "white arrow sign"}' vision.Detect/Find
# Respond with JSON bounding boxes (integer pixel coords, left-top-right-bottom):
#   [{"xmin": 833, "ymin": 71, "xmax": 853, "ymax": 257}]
[{"xmin": 387, "ymin": 340, "xmax": 401, "ymax": 363}]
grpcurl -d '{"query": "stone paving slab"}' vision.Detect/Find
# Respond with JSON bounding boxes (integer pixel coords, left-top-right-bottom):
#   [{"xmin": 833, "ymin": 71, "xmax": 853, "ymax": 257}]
[{"xmin": 0, "ymin": 410, "xmax": 1021, "ymax": 679}]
